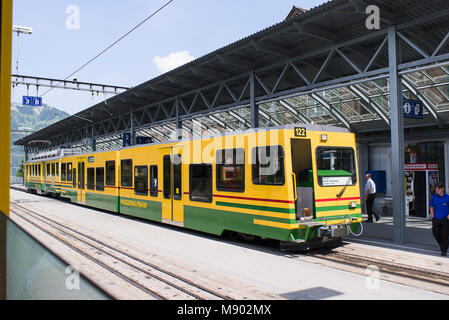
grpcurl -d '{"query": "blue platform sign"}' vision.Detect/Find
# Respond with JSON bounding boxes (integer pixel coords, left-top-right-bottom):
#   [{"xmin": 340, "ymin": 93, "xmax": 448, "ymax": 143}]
[
  {"xmin": 403, "ymin": 99, "xmax": 423, "ymax": 119},
  {"xmin": 22, "ymin": 96, "xmax": 42, "ymax": 107}
]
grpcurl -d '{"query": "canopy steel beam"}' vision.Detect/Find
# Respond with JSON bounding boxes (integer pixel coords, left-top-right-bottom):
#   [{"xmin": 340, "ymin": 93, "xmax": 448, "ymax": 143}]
[{"xmin": 388, "ymin": 26, "xmax": 406, "ymax": 244}]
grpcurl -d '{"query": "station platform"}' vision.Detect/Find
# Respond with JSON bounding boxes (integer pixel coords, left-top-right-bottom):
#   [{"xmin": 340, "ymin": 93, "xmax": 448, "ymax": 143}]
[
  {"xmin": 352, "ymin": 213, "xmax": 439, "ymax": 251},
  {"xmin": 7, "ymin": 185, "xmax": 449, "ymax": 299},
  {"xmin": 10, "ymin": 184, "xmax": 440, "ymax": 252}
]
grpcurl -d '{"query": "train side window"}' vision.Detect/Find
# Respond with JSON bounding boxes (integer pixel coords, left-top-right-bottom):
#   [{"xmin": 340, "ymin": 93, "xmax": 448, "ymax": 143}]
[
  {"xmin": 87, "ymin": 168, "xmax": 95, "ymax": 190},
  {"xmin": 105, "ymin": 161, "xmax": 115, "ymax": 186},
  {"xmin": 56, "ymin": 163, "xmax": 59, "ymax": 177},
  {"xmin": 173, "ymin": 154, "xmax": 182, "ymax": 200},
  {"xmin": 252, "ymin": 146, "xmax": 285, "ymax": 185},
  {"xmin": 32, "ymin": 165, "xmax": 34, "ymax": 176},
  {"xmin": 51, "ymin": 163, "xmax": 55, "ymax": 177},
  {"xmin": 163, "ymin": 155, "xmax": 171, "ymax": 199},
  {"xmin": 150, "ymin": 165, "xmax": 158, "ymax": 197},
  {"xmin": 38, "ymin": 164, "xmax": 41, "ymax": 177},
  {"xmin": 61, "ymin": 163, "xmax": 66, "ymax": 181},
  {"xmin": 96, "ymin": 167, "xmax": 105, "ymax": 191},
  {"xmin": 47, "ymin": 163, "xmax": 50, "ymax": 176},
  {"xmin": 216, "ymin": 148, "xmax": 245, "ymax": 192},
  {"xmin": 189, "ymin": 164, "xmax": 212, "ymax": 203},
  {"xmin": 72, "ymin": 168, "xmax": 76, "ymax": 188},
  {"xmin": 121, "ymin": 159, "xmax": 133, "ymax": 187},
  {"xmin": 67, "ymin": 163, "xmax": 73, "ymax": 182},
  {"xmin": 134, "ymin": 166, "xmax": 148, "ymax": 196}
]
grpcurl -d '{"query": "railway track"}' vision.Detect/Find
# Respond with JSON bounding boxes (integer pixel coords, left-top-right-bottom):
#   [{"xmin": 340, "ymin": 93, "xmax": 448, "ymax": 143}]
[
  {"xmin": 314, "ymin": 250, "xmax": 449, "ymax": 287},
  {"xmin": 283, "ymin": 245, "xmax": 449, "ymax": 295},
  {"xmin": 10, "ymin": 201, "xmax": 231, "ymax": 300}
]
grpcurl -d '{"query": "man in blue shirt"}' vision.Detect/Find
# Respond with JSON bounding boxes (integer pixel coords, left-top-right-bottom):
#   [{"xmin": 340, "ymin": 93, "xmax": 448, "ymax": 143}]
[{"xmin": 429, "ymin": 182, "xmax": 449, "ymax": 256}]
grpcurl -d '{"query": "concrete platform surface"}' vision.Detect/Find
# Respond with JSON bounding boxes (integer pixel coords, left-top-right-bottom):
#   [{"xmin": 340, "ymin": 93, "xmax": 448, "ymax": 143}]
[{"xmin": 8, "ymin": 188, "xmax": 449, "ymax": 300}]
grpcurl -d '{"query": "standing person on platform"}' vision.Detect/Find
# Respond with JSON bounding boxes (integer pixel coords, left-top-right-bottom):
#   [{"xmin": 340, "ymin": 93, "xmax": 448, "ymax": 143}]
[
  {"xmin": 364, "ymin": 174, "xmax": 380, "ymax": 222},
  {"xmin": 430, "ymin": 182, "xmax": 449, "ymax": 256}
]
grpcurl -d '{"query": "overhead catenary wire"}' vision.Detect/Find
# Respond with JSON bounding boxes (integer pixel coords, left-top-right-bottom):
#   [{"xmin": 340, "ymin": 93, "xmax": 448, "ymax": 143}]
[{"xmin": 40, "ymin": 0, "xmax": 174, "ymax": 98}]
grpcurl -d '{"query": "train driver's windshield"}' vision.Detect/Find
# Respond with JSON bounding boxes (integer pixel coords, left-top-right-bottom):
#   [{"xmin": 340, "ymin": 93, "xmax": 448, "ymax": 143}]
[{"xmin": 316, "ymin": 147, "xmax": 357, "ymax": 187}]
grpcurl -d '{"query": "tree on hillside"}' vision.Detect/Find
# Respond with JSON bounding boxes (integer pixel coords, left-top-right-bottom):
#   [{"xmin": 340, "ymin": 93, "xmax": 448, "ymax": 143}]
[{"xmin": 16, "ymin": 158, "xmax": 24, "ymax": 178}]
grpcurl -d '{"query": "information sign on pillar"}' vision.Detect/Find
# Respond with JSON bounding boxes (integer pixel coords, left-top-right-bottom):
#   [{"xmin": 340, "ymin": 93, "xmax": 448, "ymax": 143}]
[{"xmin": 403, "ymin": 99, "xmax": 423, "ymax": 119}]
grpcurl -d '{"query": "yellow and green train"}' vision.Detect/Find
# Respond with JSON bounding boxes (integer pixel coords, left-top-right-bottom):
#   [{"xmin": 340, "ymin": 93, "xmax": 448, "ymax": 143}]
[{"xmin": 24, "ymin": 124, "xmax": 362, "ymax": 250}]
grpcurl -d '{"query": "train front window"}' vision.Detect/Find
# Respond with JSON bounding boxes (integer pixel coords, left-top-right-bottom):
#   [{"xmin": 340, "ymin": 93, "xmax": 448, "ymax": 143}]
[{"xmin": 316, "ymin": 147, "xmax": 357, "ymax": 186}]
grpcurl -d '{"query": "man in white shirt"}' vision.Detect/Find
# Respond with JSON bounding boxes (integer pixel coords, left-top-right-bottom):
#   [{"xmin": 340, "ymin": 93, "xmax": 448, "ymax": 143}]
[{"xmin": 365, "ymin": 174, "xmax": 380, "ymax": 222}]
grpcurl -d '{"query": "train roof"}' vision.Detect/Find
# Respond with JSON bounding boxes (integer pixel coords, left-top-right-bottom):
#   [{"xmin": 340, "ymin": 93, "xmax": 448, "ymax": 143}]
[{"xmin": 25, "ymin": 123, "xmax": 351, "ymax": 162}]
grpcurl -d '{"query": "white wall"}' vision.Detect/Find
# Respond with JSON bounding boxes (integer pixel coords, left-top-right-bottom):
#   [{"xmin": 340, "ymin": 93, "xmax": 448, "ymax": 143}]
[{"xmin": 368, "ymin": 143, "xmax": 392, "ymax": 215}]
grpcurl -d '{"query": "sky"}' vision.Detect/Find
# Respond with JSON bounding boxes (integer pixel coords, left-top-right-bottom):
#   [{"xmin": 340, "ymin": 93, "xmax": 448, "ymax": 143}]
[{"xmin": 11, "ymin": 0, "xmax": 328, "ymax": 115}]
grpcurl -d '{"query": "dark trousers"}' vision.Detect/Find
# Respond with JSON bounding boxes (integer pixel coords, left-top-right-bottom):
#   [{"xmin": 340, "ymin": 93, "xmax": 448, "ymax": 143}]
[
  {"xmin": 366, "ymin": 193, "xmax": 378, "ymax": 221},
  {"xmin": 432, "ymin": 218, "xmax": 449, "ymax": 254}
]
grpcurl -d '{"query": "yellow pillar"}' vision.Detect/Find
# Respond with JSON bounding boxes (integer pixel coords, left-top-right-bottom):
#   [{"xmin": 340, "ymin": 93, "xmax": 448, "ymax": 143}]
[
  {"xmin": 0, "ymin": 0, "xmax": 13, "ymax": 300},
  {"xmin": 0, "ymin": 0, "xmax": 13, "ymax": 217}
]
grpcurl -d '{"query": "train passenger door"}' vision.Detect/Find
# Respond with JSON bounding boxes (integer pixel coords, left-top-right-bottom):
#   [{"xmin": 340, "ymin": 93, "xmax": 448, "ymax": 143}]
[
  {"xmin": 291, "ymin": 138, "xmax": 314, "ymax": 219},
  {"xmin": 76, "ymin": 159, "xmax": 86, "ymax": 204},
  {"xmin": 161, "ymin": 146, "xmax": 184, "ymax": 225}
]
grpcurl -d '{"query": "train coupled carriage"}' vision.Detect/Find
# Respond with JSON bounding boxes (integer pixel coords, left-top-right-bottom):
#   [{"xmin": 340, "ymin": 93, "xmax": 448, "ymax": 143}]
[{"xmin": 24, "ymin": 124, "xmax": 362, "ymax": 251}]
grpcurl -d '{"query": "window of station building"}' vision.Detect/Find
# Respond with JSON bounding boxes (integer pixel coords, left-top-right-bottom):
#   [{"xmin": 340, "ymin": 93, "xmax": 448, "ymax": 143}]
[
  {"xmin": 134, "ymin": 166, "xmax": 148, "ymax": 196},
  {"xmin": 216, "ymin": 148, "xmax": 245, "ymax": 192},
  {"xmin": 189, "ymin": 164, "xmax": 212, "ymax": 203},
  {"xmin": 61, "ymin": 163, "xmax": 66, "ymax": 181},
  {"xmin": 105, "ymin": 161, "xmax": 115, "ymax": 186},
  {"xmin": 96, "ymin": 167, "xmax": 104, "ymax": 191},
  {"xmin": 121, "ymin": 159, "xmax": 133, "ymax": 187},
  {"xmin": 252, "ymin": 146, "xmax": 285, "ymax": 185},
  {"xmin": 67, "ymin": 163, "xmax": 73, "ymax": 182},
  {"xmin": 87, "ymin": 168, "xmax": 95, "ymax": 190},
  {"xmin": 150, "ymin": 165, "xmax": 158, "ymax": 197}
]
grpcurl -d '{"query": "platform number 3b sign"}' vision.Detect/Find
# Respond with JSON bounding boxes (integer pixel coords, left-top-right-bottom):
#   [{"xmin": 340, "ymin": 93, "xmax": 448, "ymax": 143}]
[
  {"xmin": 403, "ymin": 99, "xmax": 423, "ymax": 119},
  {"xmin": 22, "ymin": 96, "xmax": 42, "ymax": 107}
]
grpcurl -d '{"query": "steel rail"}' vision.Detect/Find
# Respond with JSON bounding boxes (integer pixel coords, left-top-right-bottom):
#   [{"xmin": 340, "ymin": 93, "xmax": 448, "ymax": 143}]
[{"xmin": 10, "ymin": 201, "xmax": 229, "ymax": 300}]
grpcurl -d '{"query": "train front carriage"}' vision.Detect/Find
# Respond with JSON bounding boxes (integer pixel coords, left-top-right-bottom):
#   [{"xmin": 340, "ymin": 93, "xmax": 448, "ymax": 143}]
[
  {"xmin": 23, "ymin": 124, "xmax": 362, "ymax": 251},
  {"xmin": 283, "ymin": 124, "xmax": 361, "ymax": 250}
]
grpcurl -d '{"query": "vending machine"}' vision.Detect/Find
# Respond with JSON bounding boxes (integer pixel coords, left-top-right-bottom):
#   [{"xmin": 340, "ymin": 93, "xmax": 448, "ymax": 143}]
[{"xmin": 404, "ymin": 163, "xmax": 439, "ymax": 219}]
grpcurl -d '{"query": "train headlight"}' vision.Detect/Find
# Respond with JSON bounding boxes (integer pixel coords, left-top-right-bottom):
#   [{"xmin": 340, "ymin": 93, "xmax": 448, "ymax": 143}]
[
  {"xmin": 349, "ymin": 201, "xmax": 357, "ymax": 209},
  {"xmin": 321, "ymin": 134, "xmax": 328, "ymax": 142}
]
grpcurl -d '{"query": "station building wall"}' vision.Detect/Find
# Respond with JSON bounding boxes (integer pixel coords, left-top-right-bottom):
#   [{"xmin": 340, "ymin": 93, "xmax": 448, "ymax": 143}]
[{"xmin": 358, "ymin": 141, "xmax": 448, "ymax": 217}]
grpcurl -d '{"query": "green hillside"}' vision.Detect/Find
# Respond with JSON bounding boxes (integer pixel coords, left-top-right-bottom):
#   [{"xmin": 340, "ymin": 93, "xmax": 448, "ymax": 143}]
[{"xmin": 10, "ymin": 102, "xmax": 69, "ymax": 180}]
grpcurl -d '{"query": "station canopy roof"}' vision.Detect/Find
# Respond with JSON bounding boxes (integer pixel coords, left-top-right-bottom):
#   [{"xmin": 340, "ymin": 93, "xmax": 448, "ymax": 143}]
[{"xmin": 14, "ymin": 0, "xmax": 449, "ymax": 151}]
